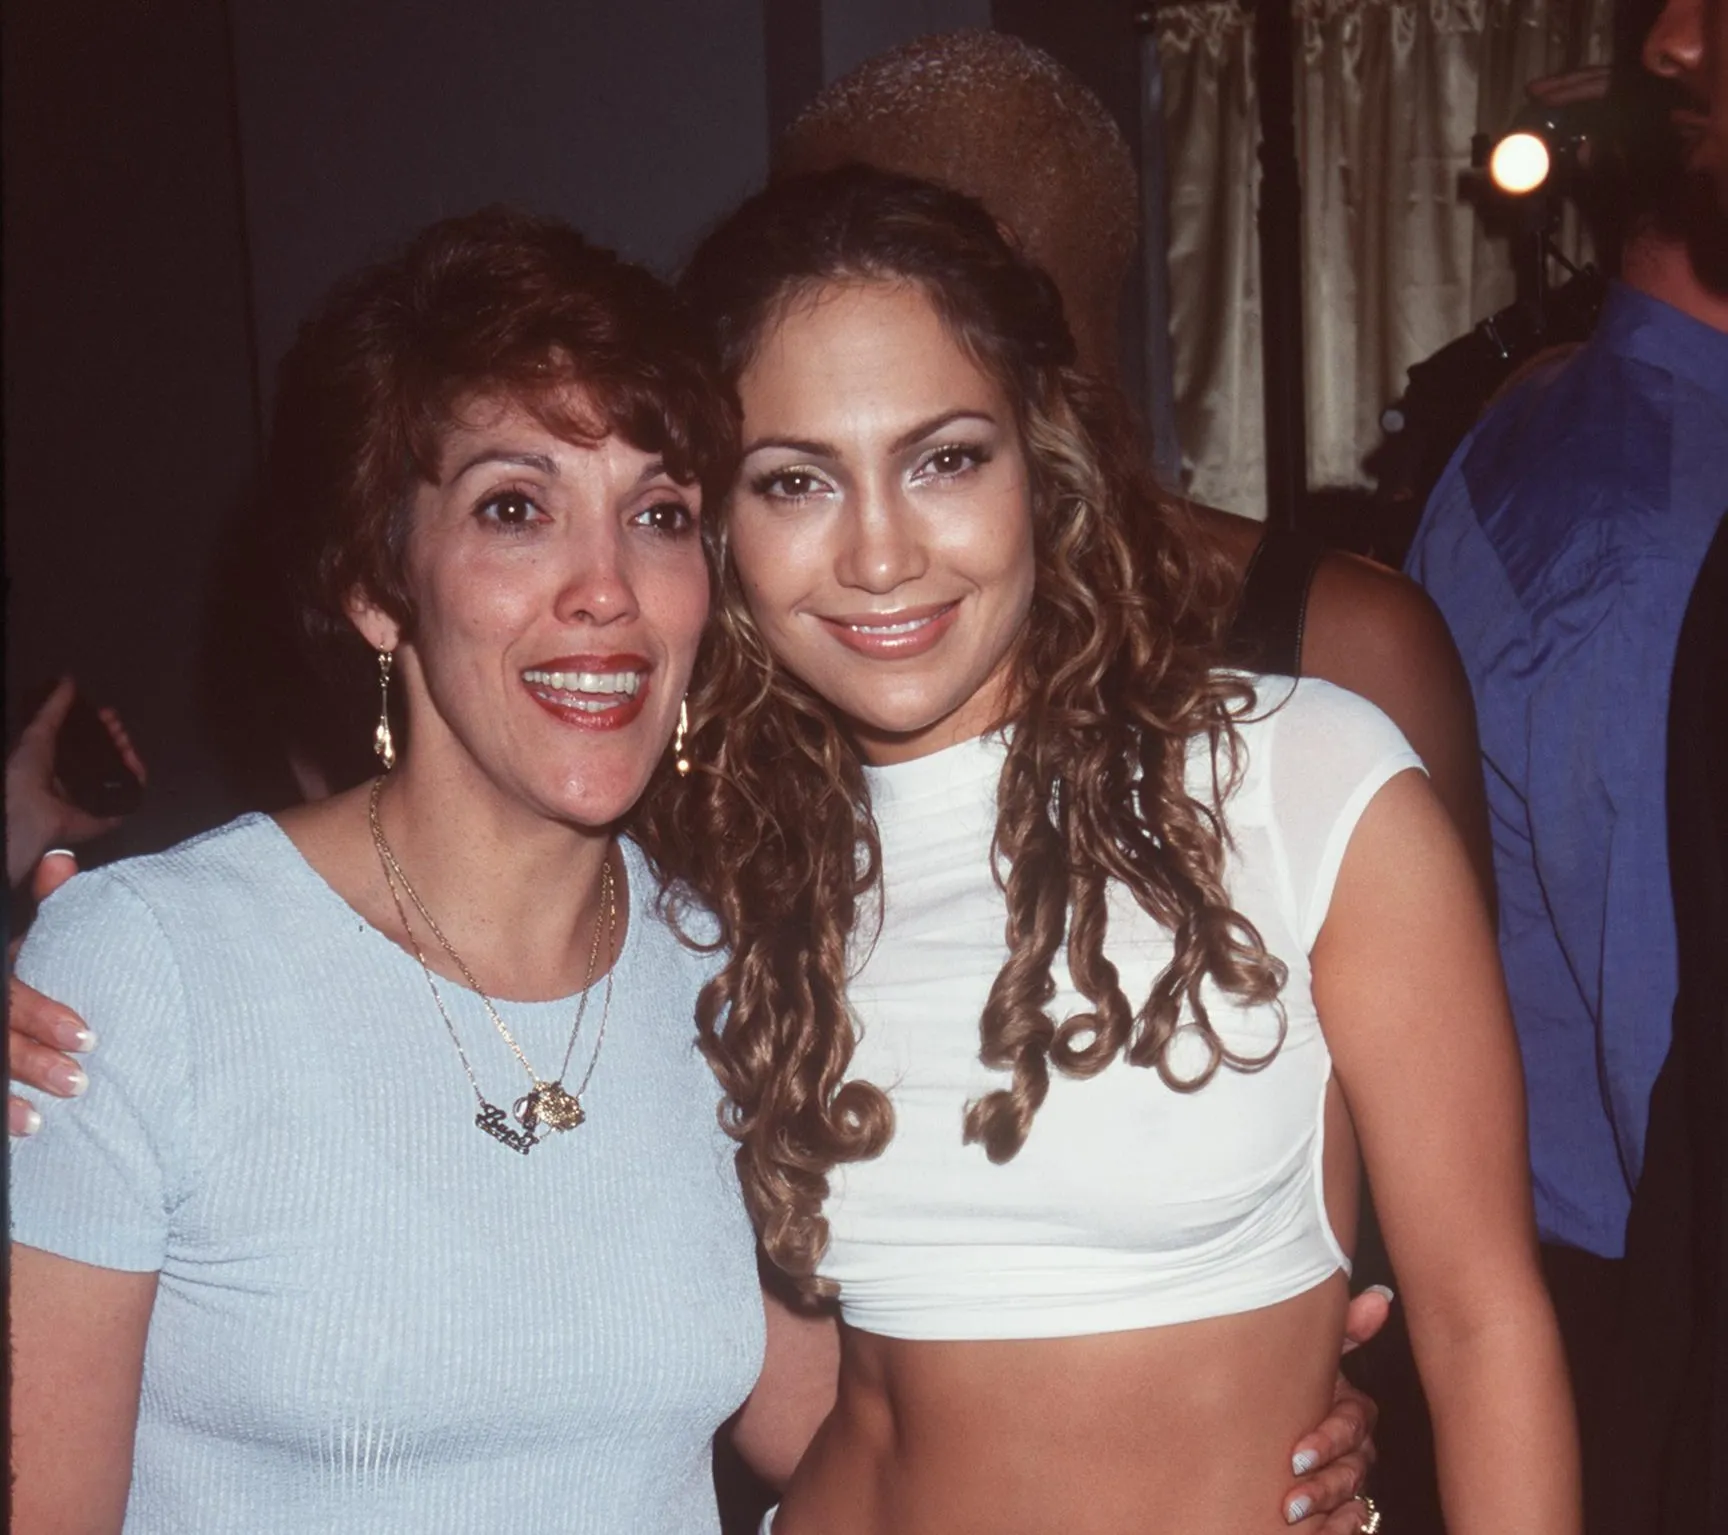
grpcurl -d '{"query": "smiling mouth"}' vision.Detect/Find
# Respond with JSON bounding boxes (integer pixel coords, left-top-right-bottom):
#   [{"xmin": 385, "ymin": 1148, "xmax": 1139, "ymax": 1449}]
[
  {"xmin": 820, "ymin": 602, "xmax": 960, "ymax": 658},
  {"xmin": 521, "ymin": 667, "xmax": 645, "ymax": 716}
]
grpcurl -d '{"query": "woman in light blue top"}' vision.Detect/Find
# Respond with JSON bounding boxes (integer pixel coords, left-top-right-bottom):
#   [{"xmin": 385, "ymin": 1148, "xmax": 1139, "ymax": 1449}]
[{"xmin": 6, "ymin": 206, "xmax": 774, "ymax": 1535}]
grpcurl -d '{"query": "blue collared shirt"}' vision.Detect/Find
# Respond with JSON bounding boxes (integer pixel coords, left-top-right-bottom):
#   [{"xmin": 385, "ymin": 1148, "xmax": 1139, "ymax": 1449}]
[{"xmin": 1406, "ymin": 283, "xmax": 1728, "ymax": 1258}]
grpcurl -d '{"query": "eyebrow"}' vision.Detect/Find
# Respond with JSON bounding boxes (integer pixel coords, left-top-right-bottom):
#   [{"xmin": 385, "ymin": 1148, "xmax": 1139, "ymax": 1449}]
[
  {"xmin": 449, "ymin": 449, "xmax": 560, "ymax": 481},
  {"xmin": 741, "ymin": 409, "xmax": 997, "ymax": 460},
  {"xmin": 446, "ymin": 448, "xmax": 673, "ymax": 489}
]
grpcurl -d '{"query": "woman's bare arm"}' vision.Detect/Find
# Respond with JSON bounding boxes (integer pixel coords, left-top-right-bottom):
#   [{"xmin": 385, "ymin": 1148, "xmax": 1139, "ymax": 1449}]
[
  {"xmin": 9, "ymin": 1245, "xmax": 157, "ymax": 1533},
  {"xmin": 1302, "ymin": 554, "xmax": 1495, "ymax": 912},
  {"xmin": 731, "ymin": 1287, "xmax": 841, "ymax": 1488},
  {"xmin": 1287, "ymin": 1288, "xmax": 1388, "ymax": 1532},
  {"xmin": 1314, "ymin": 771, "xmax": 1578, "ymax": 1534}
]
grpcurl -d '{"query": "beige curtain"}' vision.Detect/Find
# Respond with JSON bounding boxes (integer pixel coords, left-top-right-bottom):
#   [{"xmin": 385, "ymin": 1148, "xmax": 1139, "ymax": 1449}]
[{"xmin": 1154, "ymin": 0, "xmax": 1613, "ymax": 516}]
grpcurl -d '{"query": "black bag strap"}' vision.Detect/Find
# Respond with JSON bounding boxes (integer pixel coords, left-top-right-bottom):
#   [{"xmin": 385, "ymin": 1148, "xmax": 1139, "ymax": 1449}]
[{"xmin": 1224, "ymin": 526, "xmax": 1327, "ymax": 677}]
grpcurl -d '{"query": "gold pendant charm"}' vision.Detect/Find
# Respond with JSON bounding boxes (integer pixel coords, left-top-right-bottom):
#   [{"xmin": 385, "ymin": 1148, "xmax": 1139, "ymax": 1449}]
[
  {"xmin": 530, "ymin": 1081, "xmax": 586, "ymax": 1131},
  {"xmin": 513, "ymin": 1082, "xmax": 585, "ymax": 1132}
]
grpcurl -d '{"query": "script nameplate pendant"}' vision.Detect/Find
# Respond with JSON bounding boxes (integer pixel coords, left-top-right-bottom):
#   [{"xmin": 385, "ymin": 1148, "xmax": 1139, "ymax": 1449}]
[{"xmin": 476, "ymin": 1102, "xmax": 537, "ymax": 1155}]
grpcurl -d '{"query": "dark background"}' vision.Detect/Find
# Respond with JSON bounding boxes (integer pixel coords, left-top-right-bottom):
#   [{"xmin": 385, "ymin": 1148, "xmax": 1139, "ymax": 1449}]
[{"xmin": 5, "ymin": 0, "xmax": 1158, "ymax": 861}]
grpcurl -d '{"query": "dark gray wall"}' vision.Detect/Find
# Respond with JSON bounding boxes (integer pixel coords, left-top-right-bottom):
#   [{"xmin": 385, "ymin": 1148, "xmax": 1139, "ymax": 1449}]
[
  {"xmin": 822, "ymin": 0, "xmax": 989, "ymax": 81},
  {"xmin": 229, "ymin": 0, "xmax": 769, "ymax": 390},
  {"xmin": 4, "ymin": 0, "xmax": 261, "ymax": 858}
]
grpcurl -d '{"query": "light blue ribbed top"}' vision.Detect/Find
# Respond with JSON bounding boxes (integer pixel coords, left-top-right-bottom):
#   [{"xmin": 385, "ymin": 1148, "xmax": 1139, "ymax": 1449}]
[{"xmin": 10, "ymin": 814, "xmax": 764, "ymax": 1533}]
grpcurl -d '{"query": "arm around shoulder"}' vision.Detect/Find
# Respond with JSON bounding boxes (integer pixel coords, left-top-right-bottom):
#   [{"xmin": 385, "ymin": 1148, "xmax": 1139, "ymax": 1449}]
[
  {"xmin": 1312, "ymin": 769, "xmax": 1579, "ymax": 1534},
  {"xmin": 730, "ymin": 1283, "xmax": 840, "ymax": 1488}
]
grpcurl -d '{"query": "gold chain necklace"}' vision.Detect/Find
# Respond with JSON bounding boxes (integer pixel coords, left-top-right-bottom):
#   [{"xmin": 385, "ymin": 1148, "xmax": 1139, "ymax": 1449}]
[{"xmin": 367, "ymin": 778, "xmax": 617, "ymax": 1155}]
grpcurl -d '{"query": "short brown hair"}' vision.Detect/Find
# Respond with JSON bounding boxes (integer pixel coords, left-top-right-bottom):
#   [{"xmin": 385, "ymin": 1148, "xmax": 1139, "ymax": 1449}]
[{"xmin": 266, "ymin": 205, "xmax": 737, "ymax": 660}]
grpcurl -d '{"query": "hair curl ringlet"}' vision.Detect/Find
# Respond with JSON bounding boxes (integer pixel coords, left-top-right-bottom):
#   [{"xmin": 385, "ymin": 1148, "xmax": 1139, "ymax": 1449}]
[{"xmin": 636, "ymin": 166, "xmax": 1287, "ymax": 1297}]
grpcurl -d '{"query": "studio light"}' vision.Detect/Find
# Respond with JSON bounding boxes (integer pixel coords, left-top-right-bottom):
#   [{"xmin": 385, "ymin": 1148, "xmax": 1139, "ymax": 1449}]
[
  {"xmin": 1472, "ymin": 96, "xmax": 1601, "ymax": 200},
  {"xmin": 1489, "ymin": 130, "xmax": 1553, "ymax": 194}
]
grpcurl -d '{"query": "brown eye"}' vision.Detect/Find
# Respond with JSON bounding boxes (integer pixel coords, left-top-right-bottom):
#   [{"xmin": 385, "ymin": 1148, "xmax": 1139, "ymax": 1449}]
[
  {"xmin": 476, "ymin": 491, "xmax": 540, "ymax": 527},
  {"xmin": 750, "ymin": 467, "xmax": 828, "ymax": 501},
  {"xmin": 920, "ymin": 444, "xmax": 987, "ymax": 480},
  {"xmin": 633, "ymin": 499, "xmax": 696, "ymax": 536}
]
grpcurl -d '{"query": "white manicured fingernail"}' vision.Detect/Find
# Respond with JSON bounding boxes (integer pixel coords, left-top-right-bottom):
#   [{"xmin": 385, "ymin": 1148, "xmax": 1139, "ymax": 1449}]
[
  {"xmin": 48, "ymin": 1062, "xmax": 88, "ymax": 1097},
  {"xmin": 1286, "ymin": 1497, "xmax": 1313, "ymax": 1524},
  {"xmin": 17, "ymin": 1104, "xmax": 42, "ymax": 1136},
  {"xmin": 71, "ymin": 1028, "xmax": 98, "ymax": 1052},
  {"xmin": 41, "ymin": 849, "xmax": 76, "ymax": 862},
  {"xmin": 1366, "ymin": 1284, "xmax": 1395, "ymax": 1303},
  {"xmin": 1292, "ymin": 1449, "xmax": 1318, "ymax": 1475}
]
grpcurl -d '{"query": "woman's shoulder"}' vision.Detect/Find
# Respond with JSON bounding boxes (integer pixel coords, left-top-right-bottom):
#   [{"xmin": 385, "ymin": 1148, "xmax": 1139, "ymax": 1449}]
[
  {"xmin": 7, "ymin": 824, "xmax": 300, "ymax": 1265},
  {"xmin": 618, "ymin": 836, "xmax": 728, "ymax": 970},
  {"xmin": 1199, "ymin": 676, "xmax": 1426, "ymax": 849},
  {"xmin": 9, "ymin": 823, "xmax": 300, "ymax": 1093},
  {"xmin": 1221, "ymin": 678, "xmax": 1430, "ymax": 948},
  {"xmin": 1228, "ymin": 673, "xmax": 1421, "ymax": 770},
  {"xmin": 44, "ymin": 808, "xmax": 293, "ymax": 905},
  {"xmin": 22, "ymin": 814, "xmax": 316, "ymax": 973}
]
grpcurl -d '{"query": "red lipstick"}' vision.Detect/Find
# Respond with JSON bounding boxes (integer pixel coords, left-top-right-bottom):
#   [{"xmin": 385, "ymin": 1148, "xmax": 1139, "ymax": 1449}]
[{"xmin": 521, "ymin": 653, "xmax": 651, "ymax": 733}]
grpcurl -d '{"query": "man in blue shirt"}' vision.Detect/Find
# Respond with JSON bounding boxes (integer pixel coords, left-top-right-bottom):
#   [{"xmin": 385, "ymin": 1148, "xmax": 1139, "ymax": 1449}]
[
  {"xmin": 1602, "ymin": 0, "xmax": 1728, "ymax": 1524},
  {"xmin": 1405, "ymin": 57, "xmax": 1728, "ymax": 1511}
]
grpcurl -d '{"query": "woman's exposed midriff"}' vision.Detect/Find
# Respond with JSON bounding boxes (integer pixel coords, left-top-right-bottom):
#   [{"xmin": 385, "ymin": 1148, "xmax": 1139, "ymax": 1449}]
[{"xmin": 772, "ymin": 1274, "xmax": 1349, "ymax": 1535}]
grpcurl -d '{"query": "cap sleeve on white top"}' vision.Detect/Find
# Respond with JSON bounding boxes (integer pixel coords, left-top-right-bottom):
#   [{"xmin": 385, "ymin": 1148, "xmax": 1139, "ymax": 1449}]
[{"xmin": 1249, "ymin": 677, "xmax": 1429, "ymax": 952}]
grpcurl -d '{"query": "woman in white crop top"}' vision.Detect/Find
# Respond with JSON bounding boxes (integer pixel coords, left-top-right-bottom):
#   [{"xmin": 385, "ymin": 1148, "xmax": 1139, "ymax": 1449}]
[{"xmin": 663, "ymin": 167, "xmax": 1579, "ymax": 1534}]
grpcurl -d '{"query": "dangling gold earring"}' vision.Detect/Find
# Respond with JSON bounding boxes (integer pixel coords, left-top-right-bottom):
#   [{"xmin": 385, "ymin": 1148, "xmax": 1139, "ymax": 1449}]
[
  {"xmin": 672, "ymin": 698, "xmax": 691, "ymax": 777},
  {"xmin": 374, "ymin": 650, "xmax": 397, "ymax": 770}
]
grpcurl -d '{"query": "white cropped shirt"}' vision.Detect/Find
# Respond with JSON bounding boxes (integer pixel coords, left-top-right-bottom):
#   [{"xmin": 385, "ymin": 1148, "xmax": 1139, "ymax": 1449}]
[{"xmin": 816, "ymin": 678, "xmax": 1425, "ymax": 1340}]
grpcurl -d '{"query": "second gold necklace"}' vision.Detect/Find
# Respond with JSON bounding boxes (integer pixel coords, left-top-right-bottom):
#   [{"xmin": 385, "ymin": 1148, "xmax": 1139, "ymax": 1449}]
[{"xmin": 367, "ymin": 778, "xmax": 617, "ymax": 1154}]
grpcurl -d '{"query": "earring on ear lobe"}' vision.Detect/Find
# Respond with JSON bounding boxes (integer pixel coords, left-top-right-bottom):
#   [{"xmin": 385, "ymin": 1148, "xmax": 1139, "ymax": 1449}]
[
  {"xmin": 673, "ymin": 698, "xmax": 691, "ymax": 777},
  {"xmin": 374, "ymin": 650, "xmax": 397, "ymax": 771}
]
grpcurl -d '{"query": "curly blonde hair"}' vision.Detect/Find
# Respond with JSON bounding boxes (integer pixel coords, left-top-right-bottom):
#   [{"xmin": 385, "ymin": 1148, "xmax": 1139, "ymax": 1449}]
[{"xmin": 637, "ymin": 168, "xmax": 1284, "ymax": 1292}]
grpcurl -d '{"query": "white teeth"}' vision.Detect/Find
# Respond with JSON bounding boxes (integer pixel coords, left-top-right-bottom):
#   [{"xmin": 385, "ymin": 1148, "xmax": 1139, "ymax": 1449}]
[
  {"xmin": 847, "ymin": 616, "xmax": 930, "ymax": 635},
  {"xmin": 522, "ymin": 668, "xmax": 642, "ymax": 696}
]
